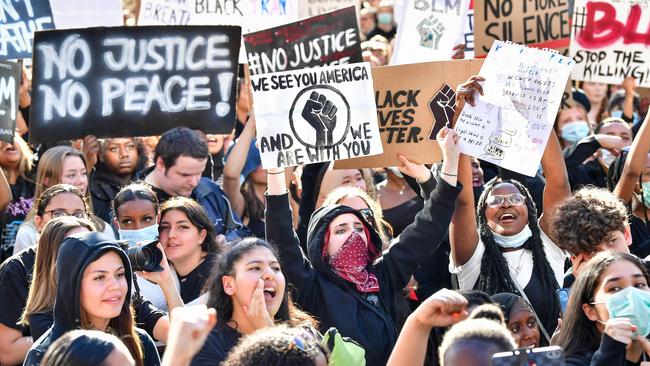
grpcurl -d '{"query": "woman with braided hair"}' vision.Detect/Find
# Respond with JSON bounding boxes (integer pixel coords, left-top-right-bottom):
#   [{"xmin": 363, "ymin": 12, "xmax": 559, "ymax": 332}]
[{"xmin": 449, "ymin": 76, "xmax": 571, "ymax": 345}]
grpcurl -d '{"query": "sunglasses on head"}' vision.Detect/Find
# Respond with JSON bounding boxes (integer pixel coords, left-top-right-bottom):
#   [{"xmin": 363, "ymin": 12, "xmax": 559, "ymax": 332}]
[{"xmin": 485, "ymin": 193, "xmax": 526, "ymax": 208}]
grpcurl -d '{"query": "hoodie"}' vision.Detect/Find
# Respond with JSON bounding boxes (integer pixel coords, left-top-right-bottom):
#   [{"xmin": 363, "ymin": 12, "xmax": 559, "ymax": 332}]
[
  {"xmin": 24, "ymin": 232, "xmax": 160, "ymax": 366},
  {"xmin": 265, "ymin": 177, "xmax": 461, "ymax": 366}
]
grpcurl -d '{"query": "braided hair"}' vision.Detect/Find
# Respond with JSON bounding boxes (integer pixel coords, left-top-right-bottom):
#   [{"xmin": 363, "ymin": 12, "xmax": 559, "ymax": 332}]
[{"xmin": 474, "ymin": 178, "xmax": 560, "ymax": 317}]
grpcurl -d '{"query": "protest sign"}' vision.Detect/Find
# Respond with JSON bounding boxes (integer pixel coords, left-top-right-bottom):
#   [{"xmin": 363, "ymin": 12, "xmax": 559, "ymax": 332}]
[
  {"xmin": 335, "ymin": 59, "xmax": 483, "ymax": 169},
  {"xmin": 49, "ymin": 0, "xmax": 122, "ymax": 29},
  {"xmin": 391, "ymin": 0, "xmax": 469, "ymax": 64},
  {"xmin": 29, "ymin": 26, "xmax": 241, "ymax": 144},
  {"xmin": 569, "ymin": 0, "xmax": 650, "ymax": 87},
  {"xmin": 251, "ymin": 62, "xmax": 382, "ymax": 168},
  {"xmin": 464, "ymin": 0, "xmax": 474, "ymax": 59},
  {"xmin": 244, "ymin": 6, "xmax": 362, "ymax": 76},
  {"xmin": 138, "ymin": 0, "xmax": 191, "ymax": 25},
  {"xmin": 0, "ymin": 0, "xmax": 55, "ymax": 60},
  {"xmin": 473, "ymin": 0, "xmax": 571, "ymax": 57},
  {"xmin": 455, "ymin": 41, "xmax": 574, "ymax": 176},
  {"xmin": 0, "ymin": 61, "xmax": 21, "ymax": 143},
  {"xmin": 298, "ymin": 0, "xmax": 357, "ymax": 18},
  {"xmin": 190, "ymin": 0, "xmax": 297, "ymax": 31}
]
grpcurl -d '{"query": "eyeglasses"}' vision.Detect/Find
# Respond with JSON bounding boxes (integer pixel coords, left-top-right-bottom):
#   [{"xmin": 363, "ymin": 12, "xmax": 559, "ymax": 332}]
[
  {"xmin": 358, "ymin": 208, "xmax": 375, "ymax": 224},
  {"xmin": 285, "ymin": 326, "xmax": 328, "ymax": 361},
  {"xmin": 44, "ymin": 209, "xmax": 88, "ymax": 219},
  {"xmin": 485, "ymin": 193, "xmax": 526, "ymax": 207}
]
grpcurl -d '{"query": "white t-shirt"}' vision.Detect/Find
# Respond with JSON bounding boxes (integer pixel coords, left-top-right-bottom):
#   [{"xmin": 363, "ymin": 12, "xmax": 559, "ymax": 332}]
[{"xmin": 449, "ymin": 227, "xmax": 567, "ymax": 291}]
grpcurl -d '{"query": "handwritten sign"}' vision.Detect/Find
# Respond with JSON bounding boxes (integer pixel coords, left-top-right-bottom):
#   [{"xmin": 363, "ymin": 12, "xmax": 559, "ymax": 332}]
[
  {"xmin": 49, "ymin": 0, "xmax": 122, "ymax": 29},
  {"xmin": 455, "ymin": 41, "xmax": 574, "ymax": 176},
  {"xmin": 0, "ymin": 0, "xmax": 55, "ymax": 60},
  {"xmin": 391, "ymin": 0, "xmax": 469, "ymax": 64},
  {"xmin": 464, "ymin": 0, "xmax": 474, "ymax": 58},
  {"xmin": 0, "ymin": 61, "xmax": 20, "ymax": 143},
  {"xmin": 569, "ymin": 0, "xmax": 650, "ymax": 87},
  {"xmin": 190, "ymin": 0, "xmax": 297, "ymax": 32},
  {"xmin": 474, "ymin": 0, "xmax": 571, "ymax": 57},
  {"xmin": 335, "ymin": 59, "xmax": 483, "ymax": 169},
  {"xmin": 138, "ymin": 0, "xmax": 191, "ymax": 25},
  {"xmin": 30, "ymin": 26, "xmax": 241, "ymax": 144},
  {"xmin": 244, "ymin": 6, "xmax": 362, "ymax": 76},
  {"xmin": 298, "ymin": 0, "xmax": 357, "ymax": 18},
  {"xmin": 251, "ymin": 63, "xmax": 382, "ymax": 168}
]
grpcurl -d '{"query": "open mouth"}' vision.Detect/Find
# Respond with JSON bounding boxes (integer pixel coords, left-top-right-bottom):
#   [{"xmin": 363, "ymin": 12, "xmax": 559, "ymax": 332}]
[
  {"xmin": 263, "ymin": 287, "xmax": 276, "ymax": 302},
  {"xmin": 499, "ymin": 213, "xmax": 516, "ymax": 223}
]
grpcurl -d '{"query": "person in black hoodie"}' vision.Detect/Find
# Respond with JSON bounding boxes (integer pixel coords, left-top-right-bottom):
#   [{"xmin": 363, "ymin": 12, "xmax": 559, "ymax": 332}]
[
  {"xmin": 264, "ymin": 127, "xmax": 462, "ymax": 365},
  {"xmin": 554, "ymin": 252, "xmax": 650, "ymax": 365},
  {"xmin": 23, "ymin": 232, "xmax": 160, "ymax": 366}
]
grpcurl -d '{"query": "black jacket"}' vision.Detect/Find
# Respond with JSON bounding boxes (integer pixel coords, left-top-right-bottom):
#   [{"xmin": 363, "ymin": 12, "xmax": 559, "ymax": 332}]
[
  {"xmin": 566, "ymin": 333, "xmax": 645, "ymax": 366},
  {"xmin": 90, "ymin": 162, "xmax": 127, "ymax": 224},
  {"xmin": 265, "ymin": 177, "xmax": 461, "ymax": 366},
  {"xmin": 24, "ymin": 232, "xmax": 160, "ymax": 366}
]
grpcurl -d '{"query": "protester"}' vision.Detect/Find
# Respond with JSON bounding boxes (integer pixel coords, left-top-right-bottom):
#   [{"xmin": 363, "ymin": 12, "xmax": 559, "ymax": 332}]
[
  {"xmin": 202, "ymin": 134, "xmax": 226, "ymax": 183},
  {"xmin": 553, "ymin": 252, "xmax": 650, "ymax": 365},
  {"xmin": 192, "ymin": 238, "xmax": 316, "ymax": 365},
  {"xmin": 24, "ymin": 232, "xmax": 160, "ymax": 366},
  {"xmin": 162, "ymin": 305, "xmax": 216, "ymax": 366},
  {"xmin": 377, "ymin": 167, "xmax": 424, "ymax": 237},
  {"xmin": 42, "ymin": 329, "xmax": 135, "ymax": 366},
  {"xmin": 22, "ymin": 216, "xmax": 96, "ymax": 340},
  {"xmin": 13, "ymin": 146, "xmax": 114, "ymax": 254},
  {"xmin": 607, "ymin": 77, "xmax": 642, "ymax": 127},
  {"xmin": 359, "ymin": 8, "xmax": 377, "ymax": 40},
  {"xmin": 140, "ymin": 127, "xmax": 249, "ymax": 241},
  {"xmin": 491, "ymin": 293, "xmax": 541, "ymax": 349},
  {"xmin": 0, "ymin": 135, "xmax": 34, "ymax": 262},
  {"xmin": 265, "ymin": 127, "xmax": 461, "ymax": 365},
  {"xmin": 580, "ymin": 82, "xmax": 608, "ymax": 125},
  {"xmin": 90, "ymin": 137, "xmax": 146, "ymax": 223},
  {"xmin": 368, "ymin": 1, "xmax": 396, "ymax": 40},
  {"xmin": 556, "ymin": 105, "xmax": 592, "ymax": 149},
  {"xmin": 438, "ymin": 317, "xmax": 516, "ymax": 366}
]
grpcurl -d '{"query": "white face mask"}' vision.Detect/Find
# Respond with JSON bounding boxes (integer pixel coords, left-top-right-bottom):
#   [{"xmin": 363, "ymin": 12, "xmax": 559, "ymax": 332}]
[
  {"xmin": 600, "ymin": 149, "xmax": 616, "ymax": 168},
  {"xmin": 490, "ymin": 225, "xmax": 532, "ymax": 249},
  {"xmin": 119, "ymin": 224, "xmax": 159, "ymax": 247}
]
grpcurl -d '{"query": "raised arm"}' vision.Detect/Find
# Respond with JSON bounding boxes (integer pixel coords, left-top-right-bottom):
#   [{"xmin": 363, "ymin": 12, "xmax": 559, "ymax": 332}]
[
  {"xmin": 222, "ymin": 114, "xmax": 256, "ymax": 217},
  {"xmin": 449, "ymin": 76, "xmax": 483, "ymax": 266},
  {"xmin": 265, "ymin": 167, "xmax": 317, "ymax": 291},
  {"xmin": 538, "ymin": 129, "xmax": 571, "ymax": 240},
  {"xmin": 614, "ymin": 112, "xmax": 650, "ymax": 203}
]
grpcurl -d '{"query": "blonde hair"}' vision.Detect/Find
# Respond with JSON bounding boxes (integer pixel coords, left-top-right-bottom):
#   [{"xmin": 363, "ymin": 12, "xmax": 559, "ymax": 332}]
[
  {"xmin": 322, "ymin": 186, "xmax": 392, "ymax": 249},
  {"xmin": 0, "ymin": 134, "xmax": 34, "ymax": 182},
  {"xmin": 22, "ymin": 216, "xmax": 96, "ymax": 325}
]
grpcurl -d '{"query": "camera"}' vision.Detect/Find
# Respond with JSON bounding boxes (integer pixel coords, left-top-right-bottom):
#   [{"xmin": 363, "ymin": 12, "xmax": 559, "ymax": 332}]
[{"xmin": 119, "ymin": 239, "xmax": 164, "ymax": 272}]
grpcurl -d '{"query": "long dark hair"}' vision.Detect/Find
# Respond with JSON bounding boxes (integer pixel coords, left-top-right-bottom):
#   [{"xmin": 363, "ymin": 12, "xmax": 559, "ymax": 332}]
[
  {"xmin": 475, "ymin": 179, "xmax": 560, "ymax": 314},
  {"xmin": 159, "ymin": 197, "xmax": 219, "ymax": 253},
  {"xmin": 241, "ymin": 176, "xmax": 264, "ymax": 224},
  {"xmin": 206, "ymin": 238, "xmax": 315, "ymax": 328},
  {"xmin": 42, "ymin": 329, "xmax": 125, "ymax": 366},
  {"xmin": 554, "ymin": 252, "xmax": 649, "ymax": 358}
]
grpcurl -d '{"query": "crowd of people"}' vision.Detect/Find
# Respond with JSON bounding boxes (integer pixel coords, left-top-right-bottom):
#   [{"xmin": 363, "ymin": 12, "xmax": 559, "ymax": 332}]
[{"xmin": 1, "ymin": 1, "xmax": 650, "ymax": 366}]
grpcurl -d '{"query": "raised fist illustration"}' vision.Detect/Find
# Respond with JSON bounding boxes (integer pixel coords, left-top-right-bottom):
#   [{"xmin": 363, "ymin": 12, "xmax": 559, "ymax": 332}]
[
  {"xmin": 302, "ymin": 91, "xmax": 338, "ymax": 147},
  {"xmin": 428, "ymin": 83, "xmax": 456, "ymax": 140},
  {"xmin": 417, "ymin": 15, "xmax": 445, "ymax": 50}
]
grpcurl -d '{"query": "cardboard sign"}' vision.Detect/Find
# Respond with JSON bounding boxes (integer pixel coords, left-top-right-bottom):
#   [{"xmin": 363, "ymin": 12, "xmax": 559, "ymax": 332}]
[
  {"xmin": 49, "ymin": 0, "xmax": 123, "ymax": 29},
  {"xmin": 335, "ymin": 59, "xmax": 483, "ymax": 169},
  {"xmin": 0, "ymin": 61, "xmax": 21, "ymax": 143},
  {"xmin": 190, "ymin": 0, "xmax": 297, "ymax": 32},
  {"xmin": 473, "ymin": 0, "xmax": 571, "ymax": 57},
  {"xmin": 0, "ymin": 0, "xmax": 55, "ymax": 60},
  {"xmin": 244, "ymin": 6, "xmax": 362, "ymax": 76},
  {"xmin": 30, "ymin": 26, "xmax": 241, "ymax": 144},
  {"xmin": 455, "ymin": 41, "xmax": 574, "ymax": 176},
  {"xmin": 251, "ymin": 63, "xmax": 382, "ymax": 168},
  {"xmin": 298, "ymin": 0, "xmax": 357, "ymax": 18},
  {"xmin": 138, "ymin": 0, "xmax": 191, "ymax": 25},
  {"xmin": 569, "ymin": 1, "xmax": 650, "ymax": 87},
  {"xmin": 391, "ymin": 0, "xmax": 469, "ymax": 64}
]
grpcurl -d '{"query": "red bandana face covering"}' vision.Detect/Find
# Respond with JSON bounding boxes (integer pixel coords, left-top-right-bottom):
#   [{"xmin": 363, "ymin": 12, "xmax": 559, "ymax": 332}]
[{"xmin": 327, "ymin": 231, "xmax": 380, "ymax": 293}]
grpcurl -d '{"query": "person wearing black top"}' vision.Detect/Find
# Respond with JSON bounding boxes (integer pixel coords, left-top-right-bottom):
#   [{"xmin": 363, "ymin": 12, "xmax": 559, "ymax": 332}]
[
  {"xmin": 264, "ymin": 127, "xmax": 461, "ymax": 366},
  {"xmin": 24, "ymin": 232, "xmax": 160, "ymax": 366}
]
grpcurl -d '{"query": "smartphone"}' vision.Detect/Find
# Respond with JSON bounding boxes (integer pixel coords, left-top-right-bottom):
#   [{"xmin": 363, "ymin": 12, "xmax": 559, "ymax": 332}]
[{"xmin": 492, "ymin": 346, "xmax": 564, "ymax": 366}]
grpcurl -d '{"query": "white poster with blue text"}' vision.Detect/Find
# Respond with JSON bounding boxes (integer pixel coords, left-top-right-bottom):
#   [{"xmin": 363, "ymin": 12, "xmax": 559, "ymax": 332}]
[
  {"xmin": 454, "ymin": 41, "xmax": 574, "ymax": 176},
  {"xmin": 251, "ymin": 63, "xmax": 382, "ymax": 168},
  {"xmin": 391, "ymin": 0, "xmax": 469, "ymax": 65}
]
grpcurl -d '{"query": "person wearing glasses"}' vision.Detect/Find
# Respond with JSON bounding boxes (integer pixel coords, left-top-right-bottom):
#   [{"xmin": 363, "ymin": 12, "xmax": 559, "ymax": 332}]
[
  {"xmin": 449, "ymin": 75, "xmax": 571, "ymax": 346},
  {"xmin": 0, "ymin": 184, "xmax": 93, "ymax": 365},
  {"xmin": 13, "ymin": 146, "xmax": 115, "ymax": 255}
]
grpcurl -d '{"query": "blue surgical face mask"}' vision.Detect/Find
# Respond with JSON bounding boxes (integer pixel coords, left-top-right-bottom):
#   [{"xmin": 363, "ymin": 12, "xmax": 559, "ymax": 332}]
[
  {"xmin": 641, "ymin": 181, "xmax": 650, "ymax": 209},
  {"xmin": 611, "ymin": 110, "xmax": 640, "ymax": 126},
  {"xmin": 377, "ymin": 12, "xmax": 393, "ymax": 25},
  {"xmin": 602, "ymin": 287, "xmax": 650, "ymax": 337},
  {"xmin": 560, "ymin": 121, "xmax": 590, "ymax": 143},
  {"xmin": 119, "ymin": 224, "xmax": 159, "ymax": 247},
  {"xmin": 490, "ymin": 225, "xmax": 533, "ymax": 249}
]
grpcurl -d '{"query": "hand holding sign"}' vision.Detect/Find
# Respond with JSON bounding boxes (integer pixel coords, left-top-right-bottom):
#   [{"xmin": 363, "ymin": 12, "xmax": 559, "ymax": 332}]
[
  {"xmin": 455, "ymin": 75, "xmax": 484, "ymax": 108},
  {"xmin": 302, "ymin": 91, "xmax": 338, "ymax": 147}
]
